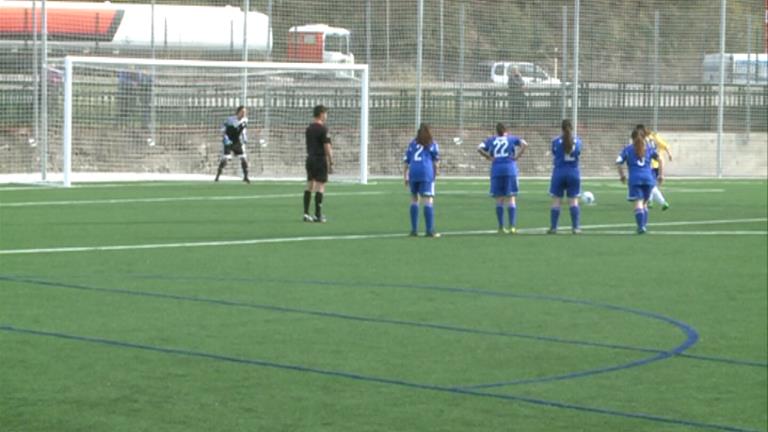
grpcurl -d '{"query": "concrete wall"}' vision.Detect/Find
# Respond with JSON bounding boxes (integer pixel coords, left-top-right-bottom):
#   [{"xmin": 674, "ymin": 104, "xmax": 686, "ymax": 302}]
[{"xmin": 661, "ymin": 132, "xmax": 767, "ymax": 177}]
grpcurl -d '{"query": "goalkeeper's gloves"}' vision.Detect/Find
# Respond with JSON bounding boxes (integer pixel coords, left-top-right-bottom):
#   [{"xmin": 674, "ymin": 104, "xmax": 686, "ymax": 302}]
[{"xmin": 223, "ymin": 137, "xmax": 232, "ymax": 146}]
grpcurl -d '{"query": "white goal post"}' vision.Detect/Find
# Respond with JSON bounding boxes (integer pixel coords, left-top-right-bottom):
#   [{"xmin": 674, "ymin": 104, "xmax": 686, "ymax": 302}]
[{"xmin": 61, "ymin": 56, "xmax": 369, "ymax": 187}]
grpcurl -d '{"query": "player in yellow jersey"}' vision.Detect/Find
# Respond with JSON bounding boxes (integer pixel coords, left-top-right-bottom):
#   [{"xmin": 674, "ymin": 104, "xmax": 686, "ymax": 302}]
[{"xmin": 637, "ymin": 125, "xmax": 672, "ymax": 210}]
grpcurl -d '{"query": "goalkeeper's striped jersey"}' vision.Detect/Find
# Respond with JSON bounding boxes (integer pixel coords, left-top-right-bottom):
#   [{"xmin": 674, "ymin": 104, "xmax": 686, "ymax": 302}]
[{"xmin": 222, "ymin": 115, "xmax": 247, "ymax": 145}]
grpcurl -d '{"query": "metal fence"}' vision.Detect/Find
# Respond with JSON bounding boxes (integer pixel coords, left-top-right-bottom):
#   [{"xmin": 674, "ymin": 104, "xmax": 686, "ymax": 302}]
[{"xmin": 1, "ymin": 0, "xmax": 766, "ymax": 179}]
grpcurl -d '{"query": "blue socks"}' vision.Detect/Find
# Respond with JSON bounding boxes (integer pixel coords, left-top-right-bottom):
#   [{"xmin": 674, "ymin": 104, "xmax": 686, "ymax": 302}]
[
  {"xmin": 550, "ymin": 207, "xmax": 561, "ymax": 230},
  {"xmin": 496, "ymin": 205, "xmax": 504, "ymax": 228},
  {"xmin": 409, "ymin": 203, "xmax": 419, "ymax": 233},
  {"xmin": 508, "ymin": 205, "xmax": 517, "ymax": 228},
  {"xmin": 634, "ymin": 208, "xmax": 644, "ymax": 229},
  {"xmin": 424, "ymin": 205, "xmax": 435, "ymax": 234},
  {"xmin": 569, "ymin": 205, "xmax": 580, "ymax": 229}
]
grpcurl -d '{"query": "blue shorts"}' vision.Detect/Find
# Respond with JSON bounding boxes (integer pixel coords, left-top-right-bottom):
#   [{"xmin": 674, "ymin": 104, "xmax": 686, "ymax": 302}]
[
  {"xmin": 549, "ymin": 172, "xmax": 581, "ymax": 198},
  {"xmin": 627, "ymin": 184, "xmax": 653, "ymax": 202},
  {"xmin": 409, "ymin": 180, "xmax": 435, "ymax": 196},
  {"xmin": 490, "ymin": 175, "xmax": 518, "ymax": 197}
]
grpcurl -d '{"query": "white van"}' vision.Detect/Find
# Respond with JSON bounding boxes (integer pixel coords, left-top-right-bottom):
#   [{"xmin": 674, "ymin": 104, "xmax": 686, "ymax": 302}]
[
  {"xmin": 489, "ymin": 61, "xmax": 561, "ymax": 86},
  {"xmin": 702, "ymin": 53, "xmax": 767, "ymax": 85}
]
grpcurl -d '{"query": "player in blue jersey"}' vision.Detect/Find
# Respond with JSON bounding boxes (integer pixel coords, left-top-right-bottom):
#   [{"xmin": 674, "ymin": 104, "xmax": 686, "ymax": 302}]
[
  {"xmin": 403, "ymin": 123, "xmax": 440, "ymax": 237},
  {"xmin": 548, "ymin": 119, "xmax": 582, "ymax": 234},
  {"xmin": 214, "ymin": 106, "xmax": 250, "ymax": 183},
  {"xmin": 616, "ymin": 129, "xmax": 663, "ymax": 234},
  {"xmin": 477, "ymin": 123, "xmax": 528, "ymax": 234}
]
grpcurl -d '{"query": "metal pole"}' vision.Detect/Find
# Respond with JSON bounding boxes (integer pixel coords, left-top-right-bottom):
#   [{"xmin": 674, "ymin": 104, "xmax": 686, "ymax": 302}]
[
  {"xmin": 241, "ymin": 0, "xmax": 249, "ymax": 105},
  {"xmin": 263, "ymin": 0, "xmax": 273, "ymax": 156},
  {"xmin": 415, "ymin": 0, "xmax": 424, "ymax": 129},
  {"xmin": 746, "ymin": 15, "xmax": 752, "ymax": 142},
  {"xmin": 561, "ymin": 5, "xmax": 568, "ymax": 120},
  {"xmin": 458, "ymin": 2, "xmax": 465, "ymax": 133},
  {"xmin": 41, "ymin": 0, "xmax": 48, "ymax": 181},
  {"xmin": 149, "ymin": 0, "xmax": 156, "ymax": 145},
  {"xmin": 716, "ymin": 0, "xmax": 726, "ymax": 178},
  {"xmin": 267, "ymin": 0, "xmax": 273, "ymax": 60},
  {"xmin": 32, "ymin": 0, "xmax": 39, "ymax": 147},
  {"xmin": 360, "ymin": 66, "xmax": 370, "ymax": 184},
  {"xmin": 653, "ymin": 10, "xmax": 660, "ymax": 130},
  {"xmin": 571, "ymin": 0, "xmax": 580, "ymax": 135},
  {"xmin": 439, "ymin": 0, "xmax": 445, "ymax": 81},
  {"xmin": 63, "ymin": 57, "xmax": 73, "ymax": 187},
  {"xmin": 385, "ymin": 0, "xmax": 390, "ymax": 76},
  {"xmin": 366, "ymin": 0, "xmax": 372, "ymax": 68}
]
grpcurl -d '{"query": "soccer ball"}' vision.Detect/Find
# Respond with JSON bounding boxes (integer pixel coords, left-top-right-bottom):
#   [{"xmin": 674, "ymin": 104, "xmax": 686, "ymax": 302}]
[{"xmin": 582, "ymin": 191, "xmax": 595, "ymax": 205}]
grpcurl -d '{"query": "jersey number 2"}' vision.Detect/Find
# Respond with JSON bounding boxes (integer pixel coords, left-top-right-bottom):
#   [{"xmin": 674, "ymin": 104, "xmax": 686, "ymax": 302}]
[{"xmin": 414, "ymin": 146, "xmax": 424, "ymax": 161}]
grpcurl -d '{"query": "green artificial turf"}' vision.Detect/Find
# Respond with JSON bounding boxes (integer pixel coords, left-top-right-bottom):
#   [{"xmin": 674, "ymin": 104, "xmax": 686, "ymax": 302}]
[{"xmin": 1, "ymin": 179, "xmax": 766, "ymax": 432}]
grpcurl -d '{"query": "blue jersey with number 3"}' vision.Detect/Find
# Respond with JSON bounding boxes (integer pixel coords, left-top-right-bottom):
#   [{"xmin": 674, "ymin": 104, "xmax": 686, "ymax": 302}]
[
  {"xmin": 403, "ymin": 139, "xmax": 440, "ymax": 182},
  {"xmin": 616, "ymin": 144, "xmax": 658, "ymax": 186},
  {"xmin": 480, "ymin": 135, "xmax": 523, "ymax": 177}
]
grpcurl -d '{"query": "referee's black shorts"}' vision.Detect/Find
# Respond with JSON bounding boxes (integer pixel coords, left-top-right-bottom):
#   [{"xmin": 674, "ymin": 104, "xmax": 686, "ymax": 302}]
[{"xmin": 306, "ymin": 156, "xmax": 328, "ymax": 183}]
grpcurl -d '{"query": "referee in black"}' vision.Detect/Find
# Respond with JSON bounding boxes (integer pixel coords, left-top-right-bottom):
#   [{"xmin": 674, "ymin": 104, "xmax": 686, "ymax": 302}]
[{"xmin": 303, "ymin": 105, "xmax": 333, "ymax": 223}]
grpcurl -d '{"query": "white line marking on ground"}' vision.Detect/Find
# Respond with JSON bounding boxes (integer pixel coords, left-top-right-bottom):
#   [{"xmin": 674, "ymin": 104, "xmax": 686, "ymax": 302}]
[
  {"xmin": 0, "ymin": 191, "xmax": 389, "ymax": 207},
  {"xmin": 0, "ymin": 218, "xmax": 764, "ymax": 256},
  {"xmin": 585, "ymin": 230, "xmax": 767, "ymax": 236}
]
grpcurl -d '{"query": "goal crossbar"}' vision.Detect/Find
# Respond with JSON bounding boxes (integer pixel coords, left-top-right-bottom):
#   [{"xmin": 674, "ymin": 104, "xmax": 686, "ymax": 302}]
[{"xmin": 62, "ymin": 55, "xmax": 370, "ymax": 186}]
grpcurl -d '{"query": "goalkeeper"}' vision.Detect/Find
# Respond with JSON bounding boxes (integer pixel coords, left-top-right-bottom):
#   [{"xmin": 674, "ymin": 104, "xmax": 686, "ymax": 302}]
[{"xmin": 215, "ymin": 106, "xmax": 250, "ymax": 183}]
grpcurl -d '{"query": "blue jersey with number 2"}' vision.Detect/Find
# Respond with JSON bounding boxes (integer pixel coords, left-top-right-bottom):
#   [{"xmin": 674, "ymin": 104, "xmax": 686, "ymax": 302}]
[
  {"xmin": 551, "ymin": 135, "xmax": 582, "ymax": 172},
  {"xmin": 480, "ymin": 135, "xmax": 523, "ymax": 177},
  {"xmin": 403, "ymin": 139, "xmax": 440, "ymax": 182}
]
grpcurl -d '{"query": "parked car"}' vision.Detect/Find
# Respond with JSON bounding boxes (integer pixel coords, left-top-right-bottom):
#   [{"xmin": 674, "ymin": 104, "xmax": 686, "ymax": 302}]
[{"xmin": 480, "ymin": 61, "xmax": 561, "ymax": 86}]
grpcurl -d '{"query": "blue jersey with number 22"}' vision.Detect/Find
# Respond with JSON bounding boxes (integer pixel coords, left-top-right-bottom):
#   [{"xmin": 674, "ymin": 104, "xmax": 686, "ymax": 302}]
[{"xmin": 480, "ymin": 135, "xmax": 523, "ymax": 177}]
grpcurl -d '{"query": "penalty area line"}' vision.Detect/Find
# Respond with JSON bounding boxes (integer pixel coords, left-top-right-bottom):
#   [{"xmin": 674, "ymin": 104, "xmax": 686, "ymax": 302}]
[{"xmin": 0, "ymin": 217, "xmax": 765, "ymax": 256}]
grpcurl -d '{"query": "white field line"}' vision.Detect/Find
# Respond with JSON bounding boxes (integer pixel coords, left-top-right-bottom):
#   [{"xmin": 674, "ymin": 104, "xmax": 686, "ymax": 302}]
[
  {"xmin": 0, "ymin": 218, "xmax": 765, "ymax": 256},
  {"xmin": 0, "ymin": 191, "xmax": 389, "ymax": 208},
  {"xmin": 0, "ymin": 187, "xmax": 734, "ymax": 208},
  {"xmin": 584, "ymin": 230, "xmax": 766, "ymax": 236}
]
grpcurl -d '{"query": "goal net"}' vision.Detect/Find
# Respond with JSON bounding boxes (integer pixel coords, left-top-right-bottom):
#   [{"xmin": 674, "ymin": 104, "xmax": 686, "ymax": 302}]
[{"xmin": 54, "ymin": 56, "xmax": 368, "ymax": 186}]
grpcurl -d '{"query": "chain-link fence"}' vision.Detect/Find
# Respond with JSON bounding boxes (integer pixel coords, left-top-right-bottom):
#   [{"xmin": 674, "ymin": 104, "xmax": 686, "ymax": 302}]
[{"xmin": 1, "ymin": 0, "xmax": 766, "ymax": 181}]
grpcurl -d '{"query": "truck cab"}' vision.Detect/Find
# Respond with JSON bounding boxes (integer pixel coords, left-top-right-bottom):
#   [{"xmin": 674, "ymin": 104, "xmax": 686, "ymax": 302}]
[{"xmin": 287, "ymin": 24, "xmax": 354, "ymax": 65}]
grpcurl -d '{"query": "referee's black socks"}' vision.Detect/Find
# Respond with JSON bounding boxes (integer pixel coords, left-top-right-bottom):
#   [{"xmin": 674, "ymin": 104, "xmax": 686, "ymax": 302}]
[
  {"xmin": 303, "ymin": 190, "xmax": 312, "ymax": 215},
  {"xmin": 315, "ymin": 192, "xmax": 323, "ymax": 217}
]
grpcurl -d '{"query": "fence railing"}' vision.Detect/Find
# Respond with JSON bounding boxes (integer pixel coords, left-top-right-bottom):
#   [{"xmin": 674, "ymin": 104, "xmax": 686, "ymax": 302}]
[{"xmin": 1, "ymin": 76, "xmax": 766, "ymax": 133}]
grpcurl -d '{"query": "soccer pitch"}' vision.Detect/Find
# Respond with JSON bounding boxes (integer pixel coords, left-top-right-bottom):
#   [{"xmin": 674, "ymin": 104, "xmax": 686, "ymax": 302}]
[{"xmin": 0, "ymin": 179, "xmax": 766, "ymax": 432}]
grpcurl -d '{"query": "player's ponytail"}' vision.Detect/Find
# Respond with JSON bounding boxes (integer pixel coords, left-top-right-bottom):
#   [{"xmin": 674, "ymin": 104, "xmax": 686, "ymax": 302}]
[
  {"xmin": 416, "ymin": 123, "xmax": 433, "ymax": 148},
  {"xmin": 561, "ymin": 119, "xmax": 574, "ymax": 154},
  {"xmin": 631, "ymin": 129, "xmax": 645, "ymax": 159}
]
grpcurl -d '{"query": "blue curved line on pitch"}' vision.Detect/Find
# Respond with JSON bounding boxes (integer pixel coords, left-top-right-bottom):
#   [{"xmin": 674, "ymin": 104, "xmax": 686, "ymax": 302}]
[
  {"xmin": 677, "ymin": 353, "xmax": 767, "ymax": 368},
  {"xmin": 131, "ymin": 274, "xmax": 768, "ymax": 368},
  {"xmin": 0, "ymin": 325, "xmax": 757, "ymax": 432},
  {"xmin": 0, "ymin": 274, "xmax": 698, "ymax": 387}
]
